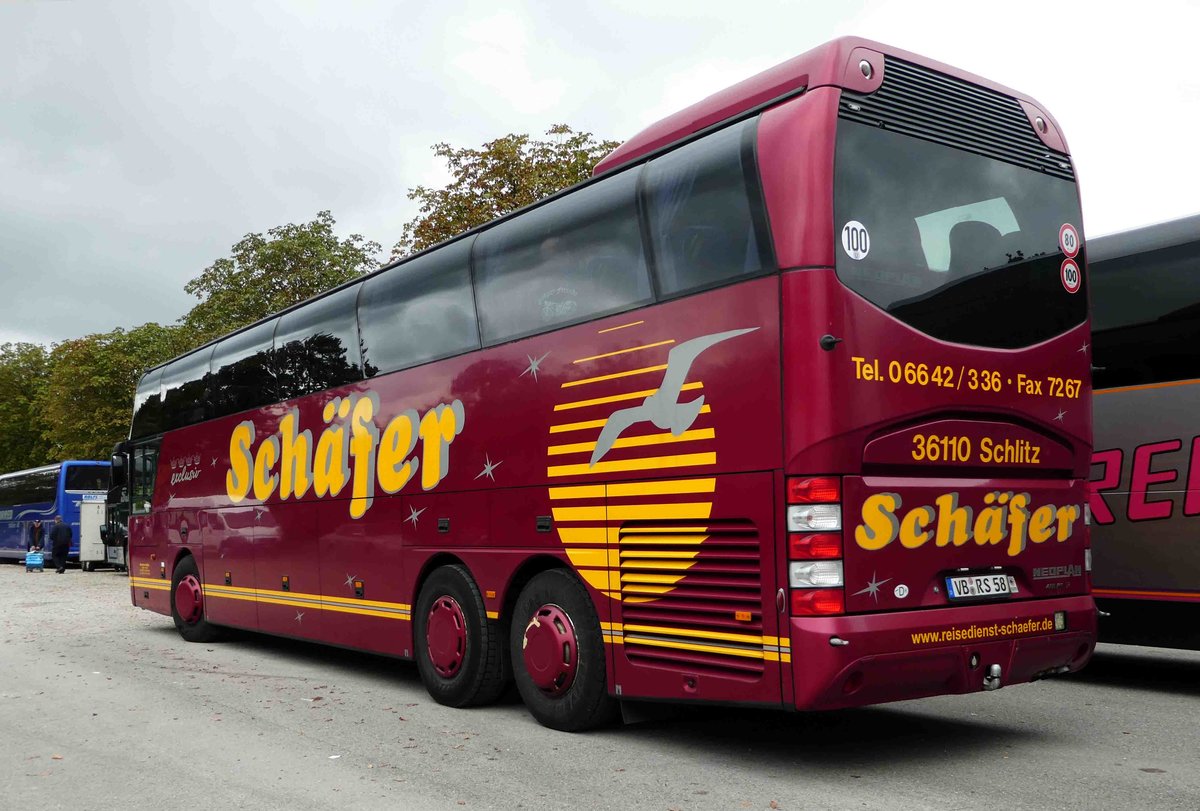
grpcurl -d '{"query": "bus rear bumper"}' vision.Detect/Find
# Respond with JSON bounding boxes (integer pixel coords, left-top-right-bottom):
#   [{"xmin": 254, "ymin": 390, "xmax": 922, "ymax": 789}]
[{"xmin": 788, "ymin": 595, "xmax": 1096, "ymax": 710}]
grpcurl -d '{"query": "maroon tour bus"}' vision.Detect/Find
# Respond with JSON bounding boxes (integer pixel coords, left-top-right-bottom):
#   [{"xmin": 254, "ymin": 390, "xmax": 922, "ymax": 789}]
[
  {"xmin": 118, "ymin": 37, "xmax": 1096, "ymax": 731},
  {"xmin": 1089, "ymin": 214, "xmax": 1200, "ymax": 649}
]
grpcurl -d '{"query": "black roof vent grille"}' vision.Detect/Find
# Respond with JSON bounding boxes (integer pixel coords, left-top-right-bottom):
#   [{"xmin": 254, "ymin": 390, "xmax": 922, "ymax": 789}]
[{"xmin": 840, "ymin": 56, "xmax": 1074, "ymax": 181}]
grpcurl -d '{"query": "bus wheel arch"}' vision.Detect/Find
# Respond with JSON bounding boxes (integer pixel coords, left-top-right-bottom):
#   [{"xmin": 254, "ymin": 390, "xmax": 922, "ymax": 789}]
[
  {"xmin": 509, "ymin": 567, "xmax": 618, "ymax": 731},
  {"xmin": 170, "ymin": 552, "xmax": 222, "ymax": 643},
  {"xmin": 413, "ymin": 562, "xmax": 510, "ymax": 708}
]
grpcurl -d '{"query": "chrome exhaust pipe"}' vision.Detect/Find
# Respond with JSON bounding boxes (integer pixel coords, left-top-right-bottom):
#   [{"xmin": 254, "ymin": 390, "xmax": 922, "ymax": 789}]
[{"xmin": 983, "ymin": 664, "xmax": 1002, "ymax": 691}]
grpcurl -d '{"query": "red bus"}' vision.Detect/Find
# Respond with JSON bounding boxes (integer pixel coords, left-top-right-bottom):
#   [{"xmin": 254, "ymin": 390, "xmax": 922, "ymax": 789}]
[
  {"xmin": 1088, "ymin": 214, "xmax": 1200, "ymax": 648},
  {"xmin": 117, "ymin": 37, "xmax": 1096, "ymax": 731}
]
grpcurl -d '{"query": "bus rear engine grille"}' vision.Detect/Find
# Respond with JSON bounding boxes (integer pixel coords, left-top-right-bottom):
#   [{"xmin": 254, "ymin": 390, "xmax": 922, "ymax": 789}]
[{"xmin": 839, "ymin": 56, "xmax": 1075, "ymax": 181}]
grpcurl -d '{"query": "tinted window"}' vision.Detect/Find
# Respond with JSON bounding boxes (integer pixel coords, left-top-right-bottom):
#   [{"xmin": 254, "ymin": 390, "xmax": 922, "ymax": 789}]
[
  {"xmin": 1091, "ymin": 240, "xmax": 1200, "ymax": 389},
  {"xmin": 130, "ymin": 368, "xmax": 164, "ymax": 439},
  {"xmin": 273, "ymin": 285, "xmax": 363, "ymax": 398},
  {"xmin": 644, "ymin": 119, "xmax": 773, "ymax": 297},
  {"xmin": 834, "ymin": 121, "xmax": 1086, "ymax": 348},
  {"xmin": 211, "ymin": 320, "xmax": 278, "ymax": 417},
  {"xmin": 65, "ymin": 464, "xmax": 109, "ymax": 492},
  {"xmin": 360, "ymin": 239, "xmax": 480, "ymax": 376},
  {"xmin": 159, "ymin": 347, "xmax": 214, "ymax": 431},
  {"xmin": 474, "ymin": 168, "xmax": 651, "ymax": 344},
  {"xmin": 131, "ymin": 443, "xmax": 159, "ymax": 515},
  {"xmin": 0, "ymin": 467, "xmax": 59, "ymax": 506}
]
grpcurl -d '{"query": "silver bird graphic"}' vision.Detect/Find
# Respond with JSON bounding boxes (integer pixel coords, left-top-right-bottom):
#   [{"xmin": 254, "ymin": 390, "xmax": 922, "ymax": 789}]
[{"xmin": 589, "ymin": 328, "xmax": 757, "ymax": 467}]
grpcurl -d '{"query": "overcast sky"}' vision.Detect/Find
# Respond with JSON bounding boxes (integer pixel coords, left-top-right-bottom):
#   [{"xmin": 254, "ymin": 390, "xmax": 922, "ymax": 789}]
[{"xmin": 3, "ymin": 0, "xmax": 1197, "ymax": 347}]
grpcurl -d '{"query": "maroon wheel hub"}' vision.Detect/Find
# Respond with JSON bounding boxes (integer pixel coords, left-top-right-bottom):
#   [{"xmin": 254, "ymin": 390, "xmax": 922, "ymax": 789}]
[
  {"xmin": 174, "ymin": 574, "xmax": 204, "ymax": 624},
  {"xmin": 426, "ymin": 596, "xmax": 468, "ymax": 678},
  {"xmin": 521, "ymin": 604, "xmax": 578, "ymax": 696}
]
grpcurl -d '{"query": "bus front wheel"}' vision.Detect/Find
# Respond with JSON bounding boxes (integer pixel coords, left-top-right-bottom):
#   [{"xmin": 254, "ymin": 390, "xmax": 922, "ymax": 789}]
[
  {"xmin": 510, "ymin": 569, "xmax": 618, "ymax": 731},
  {"xmin": 171, "ymin": 556, "xmax": 222, "ymax": 643},
  {"xmin": 414, "ymin": 565, "xmax": 509, "ymax": 708}
]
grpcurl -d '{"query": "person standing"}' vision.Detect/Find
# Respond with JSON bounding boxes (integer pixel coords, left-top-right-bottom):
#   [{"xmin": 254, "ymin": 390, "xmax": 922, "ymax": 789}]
[
  {"xmin": 27, "ymin": 518, "xmax": 44, "ymax": 551},
  {"xmin": 48, "ymin": 514, "xmax": 72, "ymax": 574}
]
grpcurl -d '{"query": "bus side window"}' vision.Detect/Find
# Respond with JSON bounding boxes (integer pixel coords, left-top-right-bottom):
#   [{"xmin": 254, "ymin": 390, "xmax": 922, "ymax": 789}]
[
  {"xmin": 210, "ymin": 319, "xmax": 278, "ymax": 418},
  {"xmin": 131, "ymin": 368, "xmax": 164, "ymax": 439},
  {"xmin": 130, "ymin": 444, "xmax": 160, "ymax": 515},
  {"xmin": 359, "ymin": 238, "xmax": 480, "ymax": 377},
  {"xmin": 644, "ymin": 119, "xmax": 773, "ymax": 297},
  {"xmin": 273, "ymin": 284, "xmax": 364, "ymax": 397},
  {"xmin": 473, "ymin": 167, "xmax": 651, "ymax": 345},
  {"xmin": 159, "ymin": 346, "xmax": 215, "ymax": 431}
]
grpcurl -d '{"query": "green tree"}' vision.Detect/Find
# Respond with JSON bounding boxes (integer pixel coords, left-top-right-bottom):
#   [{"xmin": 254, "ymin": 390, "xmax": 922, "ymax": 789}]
[
  {"xmin": 394, "ymin": 125, "xmax": 621, "ymax": 258},
  {"xmin": 38, "ymin": 323, "xmax": 188, "ymax": 460},
  {"xmin": 0, "ymin": 342, "xmax": 52, "ymax": 471},
  {"xmin": 183, "ymin": 210, "xmax": 382, "ymax": 342}
]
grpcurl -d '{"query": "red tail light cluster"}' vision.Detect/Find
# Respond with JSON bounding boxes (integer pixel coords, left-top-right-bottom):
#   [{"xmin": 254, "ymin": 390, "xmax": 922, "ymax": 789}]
[{"xmin": 787, "ymin": 477, "xmax": 844, "ymax": 616}]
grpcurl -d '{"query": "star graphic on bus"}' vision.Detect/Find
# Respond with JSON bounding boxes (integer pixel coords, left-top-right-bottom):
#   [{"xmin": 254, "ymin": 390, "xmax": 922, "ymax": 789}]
[
  {"xmin": 405, "ymin": 505, "xmax": 426, "ymax": 527},
  {"xmin": 520, "ymin": 351, "xmax": 550, "ymax": 381},
  {"xmin": 1078, "ymin": 342, "xmax": 1089, "ymax": 354},
  {"xmin": 294, "ymin": 611, "xmax": 304, "ymax": 624},
  {"xmin": 1053, "ymin": 409, "xmax": 1067, "ymax": 422},
  {"xmin": 476, "ymin": 454, "xmax": 503, "ymax": 481},
  {"xmin": 211, "ymin": 457, "xmax": 218, "ymax": 467},
  {"xmin": 344, "ymin": 574, "xmax": 356, "ymax": 587},
  {"xmin": 853, "ymin": 572, "xmax": 891, "ymax": 602}
]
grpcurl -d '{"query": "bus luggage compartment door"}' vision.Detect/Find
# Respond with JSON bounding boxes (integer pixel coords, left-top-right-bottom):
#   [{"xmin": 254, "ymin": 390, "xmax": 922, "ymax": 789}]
[{"xmin": 609, "ymin": 471, "xmax": 783, "ymax": 707}]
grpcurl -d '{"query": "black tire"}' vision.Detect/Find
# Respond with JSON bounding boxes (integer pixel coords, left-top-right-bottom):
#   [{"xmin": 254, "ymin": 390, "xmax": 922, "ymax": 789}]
[
  {"xmin": 510, "ymin": 569, "xmax": 618, "ymax": 731},
  {"xmin": 171, "ymin": 555, "xmax": 223, "ymax": 643},
  {"xmin": 414, "ymin": 565, "xmax": 509, "ymax": 708}
]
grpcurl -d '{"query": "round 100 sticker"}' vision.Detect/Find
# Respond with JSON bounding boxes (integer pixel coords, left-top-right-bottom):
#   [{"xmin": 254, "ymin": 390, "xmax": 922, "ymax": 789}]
[
  {"xmin": 1061, "ymin": 258, "xmax": 1081, "ymax": 294},
  {"xmin": 841, "ymin": 221, "xmax": 870, "ymax": 260}
]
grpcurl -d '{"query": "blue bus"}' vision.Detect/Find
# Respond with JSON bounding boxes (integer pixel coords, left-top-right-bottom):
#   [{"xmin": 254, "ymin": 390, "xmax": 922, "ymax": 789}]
[{"xmin": 0, "ymin": 461, "xmax": 110, "ymax": 563}]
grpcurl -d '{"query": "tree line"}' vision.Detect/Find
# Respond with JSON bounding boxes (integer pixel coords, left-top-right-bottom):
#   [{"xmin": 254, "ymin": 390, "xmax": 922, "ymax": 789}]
[{"xmin": 0, "ymin": 126, "xmax": 618, "ymax": 469}]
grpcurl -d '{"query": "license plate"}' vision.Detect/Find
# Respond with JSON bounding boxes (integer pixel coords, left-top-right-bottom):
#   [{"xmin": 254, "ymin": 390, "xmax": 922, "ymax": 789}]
[{"xmin": 946, "ymin": 574, "xmax": 1017, "ymax": 600}]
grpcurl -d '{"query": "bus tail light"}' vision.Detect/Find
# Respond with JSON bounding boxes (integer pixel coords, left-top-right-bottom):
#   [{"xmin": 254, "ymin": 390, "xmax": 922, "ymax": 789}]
[
  {"xmin": 791, "ymin": 588, "xmax": 845, "ymax": 616},
  {"xmin": 788, "ymin": 477, "xmax": 841, "ymax": 504},
  {"xmin": 789, "ymin": 532, "xmax": 842, "ymax": 559},
  {"xmin": 787, "ymin": 476, "xmax": 844, "ymax": 616}
]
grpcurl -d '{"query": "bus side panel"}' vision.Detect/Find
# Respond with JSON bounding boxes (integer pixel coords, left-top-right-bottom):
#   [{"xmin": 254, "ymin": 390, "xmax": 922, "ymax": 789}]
[
  {"xmin": 256, "ymin": 501, "xmax": 324, "ymax": 640},
  {"xmin": 317, "ymin": 497, "xmax": 411, "ymax": 657},
  {"xmin": 202, "ymin": 506, "xmax": 259, "ymax": 630}
]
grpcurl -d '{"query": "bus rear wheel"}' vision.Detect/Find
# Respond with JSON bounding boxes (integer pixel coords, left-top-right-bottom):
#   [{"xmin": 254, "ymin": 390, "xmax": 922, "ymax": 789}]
[
  {"xmin": 171, "ymin": 556, "xmax": 222, "ymax": 643},
  {"xmin": 510, "ymin": 569, "xmax": 618, "ymax": 732},
  {"xmin": 414, "ymin": 565, "xmax": 509, "ymax": 708}
]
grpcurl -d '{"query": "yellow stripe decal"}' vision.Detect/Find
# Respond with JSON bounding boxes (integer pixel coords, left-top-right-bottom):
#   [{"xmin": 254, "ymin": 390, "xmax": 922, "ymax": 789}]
[
  {"xmin": 561, "ymin": 364, "xmax": 667, "ymax": 389},
  {"xmin": 597, "ymin": 320, "xmax": 644, "ymax": 334},
  {"xmin": 547, "ymin": 484, "xmax": 606, "ymax": 500},
  {"xmin": 573, "ymin": 340, "xmax": 674, "ymax": 364},
  {"xmin": 547, "ymin": 428, "xmax": 714, "ymax": 456},
  {"xmin": 621, "ymin": 624, "xmax": 768, "ymax": 646},
  {"xmin": 553, "ymin": 382, "xmax": 702, "ymax": 413},
  {"xmin": 548, "ymin": 452, "xmax": 716, "ymax": 478},
  {"xmin": 556, "ymin": 527, "xmax": 609, "ymax": 544},
  {"xmin": 622, "ymin": 635, "xmax": 765, "ymax": 660},
  {"xmin": 607, "ymin": 502, "xmax": 713, "ymax": 521},
  {"xmin": 549, "ymin": 406, "xmax": 709, "ymax": 434},
  {"xmin": 195, "ymin": 583, "xmax": 413, "ymax": 620},
  {"xmin": 608, "ymin": 478, "xmax": 716, "ymax": 497}
]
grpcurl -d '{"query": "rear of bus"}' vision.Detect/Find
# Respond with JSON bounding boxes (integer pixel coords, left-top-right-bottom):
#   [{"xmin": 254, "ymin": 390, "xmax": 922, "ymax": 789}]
[{"xmin": 763, "ymin": 41, "xmax": 1096, "ymax": 707}]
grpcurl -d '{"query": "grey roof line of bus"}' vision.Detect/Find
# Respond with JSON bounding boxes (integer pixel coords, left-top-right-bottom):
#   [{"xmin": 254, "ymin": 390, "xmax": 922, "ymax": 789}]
[
  {"xmin": 1087, "ymin": 212, "xmax": 1200, "ymax": 263},
  {"xmin": 136, "ymin": 84, "xmax": 815, "ymax": 381}
]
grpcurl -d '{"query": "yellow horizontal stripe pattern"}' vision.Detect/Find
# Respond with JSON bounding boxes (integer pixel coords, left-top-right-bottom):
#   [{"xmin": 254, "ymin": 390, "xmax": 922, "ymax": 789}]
[
  {"xmin": 622, "ymin": 635, "xmax": 765, "ymax": 660},
  {"xmin": 573, "ymin": 340, "xmax": 673, "ymax": 364},
  {"xmin": 547, "ymin": 484, "xmax": 606, "ymax": 500},
  {"xmin": 608, "ymin": 502, "xmax": 713, "ymax": 521},
  {"xmin": 552, "ymin": 506, "xmax": 606, "ymax": 522},
  {"xmin": 561, "ymin": 364, "xmax": 667, "ymax": 389},
  {"xmin": 553, "ymin": 382, "xmax": 702, "ymax": 412},
  {"xmin": 555, "ymin": 527, "xmax": 609, "ymax": 544},
  {"xmin": 547, "ymin": 428, "xmax": 714, "ymax": 456},
  {"xmin": 608, "ymin": 478, "xmax": 716, "ymax": 497},
  {"xmin": 196, "ymin": 583, "xmax": 412, "ymax": 620},
  {"xmin": 597, "ymin": 320, "xmax": 644, "ymax": 334},
  {"xmin": 621, "ymin": 624, "xmax": 767, "ymax": 646},
  {"xmin": 548, "ymin": 452, "xmax": 716, "ymax": 478},
  {"xmin": 548, "ymin": 406, "xmax": 709, "ymax": 434}
]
